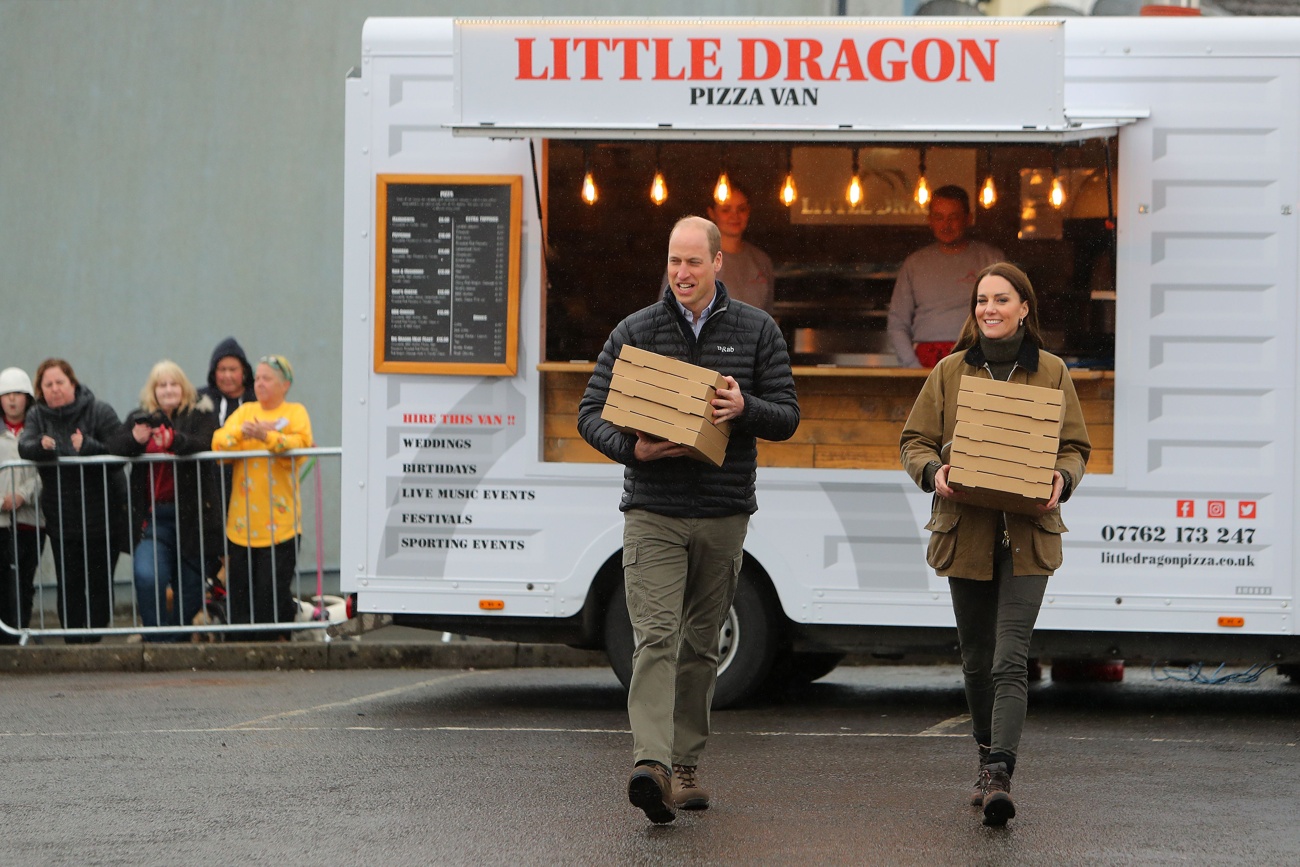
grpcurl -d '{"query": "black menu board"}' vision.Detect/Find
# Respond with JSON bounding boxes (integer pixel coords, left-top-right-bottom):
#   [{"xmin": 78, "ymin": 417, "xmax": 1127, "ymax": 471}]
[{"xmin": 374, "ymin": 175, "xmax": 522, "ymax": 375}]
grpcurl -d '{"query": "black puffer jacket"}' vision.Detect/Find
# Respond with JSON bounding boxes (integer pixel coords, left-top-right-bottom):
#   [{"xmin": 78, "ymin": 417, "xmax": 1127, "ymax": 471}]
[
  {"xmin": 109, "ymin": 398, "xmax": 223, "ymax": 572},
  {"xmin": 578, "ymin": 282, "xmax": 800, "ymax": 517},
  {"xmin": 17, "ymin": 384, "xmax": 130, "ymax": 549}
]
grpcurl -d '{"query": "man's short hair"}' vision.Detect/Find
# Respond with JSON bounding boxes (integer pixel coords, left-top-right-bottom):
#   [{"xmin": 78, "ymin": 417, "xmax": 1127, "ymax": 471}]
[
  {"xmin": 930, "ymin": 184, "xmax": 970, "ymax": 213},
  {"xmin": 672, "ymin": 216, "xmax": 722, "ymax": 259}
]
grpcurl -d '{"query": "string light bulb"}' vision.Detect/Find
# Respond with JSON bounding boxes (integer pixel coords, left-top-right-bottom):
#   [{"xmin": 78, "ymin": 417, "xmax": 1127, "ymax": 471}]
[
  {"xmin": 650, "ymin": 171, "xmax": 667, "ymax": 205},
  {"xmin": 979, "ymin": 147, "xmax": 997, "ymax": 209},
  {"xmin": 649, "ymin": 145, "xmax": 667, "ymax": 206},
  {"xmin": 713, "ymin": 171, "xmax": 731, "ymax": 205},
  {"xmin": 980, "ymin": 174, "xmax": 997, "ymax": 209},
  {"xmin": 1049, "ymin": 175, "xmax": 1065, "ymax": 209},
  {"xmin": 581, "ymin": 146, "xmax": 597, "ymax": 205},
  {"xmin": 780, "ymin": 149, "xmax": 797, "ymax": 207},
  {"xmin": 780, "ymin": 172, "xmax": 797, "ymax": 206},
  {"xmin": 846, "ymin": 148, "xmax": 863, "ymax": 207},
  {"xmin": 914, "ymin": 147, "xmax": 930, "ymax": 207},
  {"xmin": 1049, "ymin": 150, "xmax": 1065, "ymax": 209}
]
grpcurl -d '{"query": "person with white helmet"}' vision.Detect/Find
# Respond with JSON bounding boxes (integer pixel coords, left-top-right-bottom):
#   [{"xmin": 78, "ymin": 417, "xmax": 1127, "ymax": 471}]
[{"xmin": 0, "ymin": 367, "xmax": 44, "ymax": 644}]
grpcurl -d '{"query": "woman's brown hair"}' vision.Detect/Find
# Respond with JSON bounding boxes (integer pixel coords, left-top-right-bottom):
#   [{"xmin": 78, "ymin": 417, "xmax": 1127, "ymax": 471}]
[
  {"xmin": 32, "ymin": 358, "xmax": 79, "ymax": 404},
  {"xmin": 952, "ymin": 262, "xmax": 1045, "ymax": 353}
]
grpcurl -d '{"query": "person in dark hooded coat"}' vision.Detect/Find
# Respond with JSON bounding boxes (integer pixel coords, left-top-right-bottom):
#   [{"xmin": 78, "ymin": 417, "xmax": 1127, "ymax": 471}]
[{"xmin": 197, "ymin": 337, "xmax": 255, "ymax": 426}]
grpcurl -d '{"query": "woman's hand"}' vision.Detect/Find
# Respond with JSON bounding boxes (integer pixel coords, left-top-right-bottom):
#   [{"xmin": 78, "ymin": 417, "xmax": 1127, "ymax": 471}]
[
  {"xmin": 0, "ymin": 493, "xmax": 22, "ymax": 512},
  {"xmin": 1037, "ymin": 471, "xmax": 1064, "ymax": 512},
  {"xmin": 71, "ymin": 429, "xmax": 84, "ymax": 453},
  {"xmin": 934, "ymin": 464, "xmax": 960, "ymax": 500},
  {"xmin": 241, "ymin": 419, "xmax": 271, "ymax": 441},
  {"xmin": 132, "ymin": 421, "xmax": 152, "ymax": 444},
  {"xmin": 151, "ymin": 426, "xmax": 174, "ymax": 450}
]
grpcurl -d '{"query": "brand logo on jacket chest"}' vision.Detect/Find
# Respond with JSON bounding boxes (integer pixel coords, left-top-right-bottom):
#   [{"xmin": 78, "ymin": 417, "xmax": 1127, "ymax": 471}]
[{"xmin": 716, "ymin": 345, "xmax": 735, "ymax": 353}]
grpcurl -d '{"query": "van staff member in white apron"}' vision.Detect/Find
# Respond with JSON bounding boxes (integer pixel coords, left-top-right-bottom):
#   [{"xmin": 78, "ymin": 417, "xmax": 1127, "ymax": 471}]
[{"xmin": 900, "ymin": 262, "xmax": 1090, "ymax": 827}]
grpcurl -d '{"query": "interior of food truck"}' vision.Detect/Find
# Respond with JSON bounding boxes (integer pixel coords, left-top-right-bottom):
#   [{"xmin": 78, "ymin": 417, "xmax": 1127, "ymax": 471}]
[{"xmin": 538, "ymin": 137, "xmax": 1117, "ymax": 473}]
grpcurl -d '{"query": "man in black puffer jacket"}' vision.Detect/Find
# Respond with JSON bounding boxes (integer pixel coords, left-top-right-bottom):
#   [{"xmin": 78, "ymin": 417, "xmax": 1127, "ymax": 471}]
[{"xmin": 578, "ymin": 216, "xmax": 799, "ymax": 824}]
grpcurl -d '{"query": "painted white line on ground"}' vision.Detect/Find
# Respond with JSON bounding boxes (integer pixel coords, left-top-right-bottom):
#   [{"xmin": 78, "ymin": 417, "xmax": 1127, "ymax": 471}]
[
  {"xmin": 224, "ymin": 669, "xmax": 491, "ymax": 729},
  {"xmin": 919, "ymin": 714, "xmax": 972, "ymax": 736}
]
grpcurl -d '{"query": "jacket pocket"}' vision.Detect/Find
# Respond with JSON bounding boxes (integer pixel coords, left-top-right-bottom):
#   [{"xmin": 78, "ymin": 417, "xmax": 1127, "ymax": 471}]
[
  {"xmin": 621, "ymin": 543, "xmax": 645, "ymax": 623},
  {"xmin": 924, "ymin": 511, "xmax": 961, "ymax": 571},
  {"xmin": 1029, "ymin": 512, "xmax": 1066, "ymax": 572}
]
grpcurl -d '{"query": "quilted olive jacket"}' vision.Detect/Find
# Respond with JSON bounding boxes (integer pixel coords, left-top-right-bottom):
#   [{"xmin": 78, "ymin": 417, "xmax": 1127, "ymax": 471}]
[{"xmin": 900, "ymin": 339, "xmax": 1091, "ymax": 580}]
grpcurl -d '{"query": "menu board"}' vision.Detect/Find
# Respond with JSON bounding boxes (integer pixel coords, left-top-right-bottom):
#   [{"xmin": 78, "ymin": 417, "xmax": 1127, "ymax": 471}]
[{"xmin": 374, "ymin": 175, "xmax": 522, "ymax": 375}]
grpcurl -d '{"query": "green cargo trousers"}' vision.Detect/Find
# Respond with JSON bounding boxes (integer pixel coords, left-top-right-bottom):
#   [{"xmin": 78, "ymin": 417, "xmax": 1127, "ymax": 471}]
[{"xmin": 622, "ymin": 508, "xmax": 749, "ymax": 768}]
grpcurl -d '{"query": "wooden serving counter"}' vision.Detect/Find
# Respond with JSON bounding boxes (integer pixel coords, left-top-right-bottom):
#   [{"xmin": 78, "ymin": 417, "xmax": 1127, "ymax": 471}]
[{"xmin": 539, "ymin": 363, "xmax": 1114, "ymax": 474}]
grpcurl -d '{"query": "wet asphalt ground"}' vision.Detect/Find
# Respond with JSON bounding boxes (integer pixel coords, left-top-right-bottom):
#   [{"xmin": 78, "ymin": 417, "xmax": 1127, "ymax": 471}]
[{"xmin": 2, "ymin": 663, "xmax": 1298, "ymax": 866}]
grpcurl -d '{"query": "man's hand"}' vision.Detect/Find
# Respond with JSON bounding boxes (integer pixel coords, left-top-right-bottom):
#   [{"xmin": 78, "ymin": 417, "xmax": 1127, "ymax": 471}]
[
  {"xmin": 71, "ymin": 429, "xmax": 84, "ymax": 453},
  {"xmin": 241, "ymin": 419, "xmax": 273, "ymax": 441},
  {"xmin": 633, "ymin": 431, "xmax": 691, "ymax": 462},
  {"xmin": 711, "ymin": 375, "xmax": 744, "ymax": 424}
]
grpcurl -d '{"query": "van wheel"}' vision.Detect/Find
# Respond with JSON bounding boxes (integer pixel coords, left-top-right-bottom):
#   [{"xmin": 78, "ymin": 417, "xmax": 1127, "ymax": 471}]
[{"xmin": 603, "ymin": 566, "xmax": 781, "ymax": 709}]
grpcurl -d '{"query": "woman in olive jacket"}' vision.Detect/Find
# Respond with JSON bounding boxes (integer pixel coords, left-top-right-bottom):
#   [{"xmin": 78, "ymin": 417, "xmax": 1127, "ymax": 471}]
[{"xmin": 900, "ymin": 262, "xmax": 1090, "ymax": 827}]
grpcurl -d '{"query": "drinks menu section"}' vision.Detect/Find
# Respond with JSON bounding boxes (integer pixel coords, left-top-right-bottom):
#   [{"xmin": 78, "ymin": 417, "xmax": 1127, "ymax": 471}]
[{"xmin": 376, "ymin": 175, "xmax": 522, "ymax": 375}]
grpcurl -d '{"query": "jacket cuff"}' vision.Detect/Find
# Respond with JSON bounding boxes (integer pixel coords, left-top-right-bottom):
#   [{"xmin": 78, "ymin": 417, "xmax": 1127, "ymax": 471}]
[{"xmin": 922, "ymin": 461, "xmax": 941, "ymax": 493}]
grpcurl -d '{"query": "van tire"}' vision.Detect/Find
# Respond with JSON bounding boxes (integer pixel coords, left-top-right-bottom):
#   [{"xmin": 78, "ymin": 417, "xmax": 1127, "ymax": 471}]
[{"xmin": 603, "ymin": 565, "xmax": 781, "ymax": 709}]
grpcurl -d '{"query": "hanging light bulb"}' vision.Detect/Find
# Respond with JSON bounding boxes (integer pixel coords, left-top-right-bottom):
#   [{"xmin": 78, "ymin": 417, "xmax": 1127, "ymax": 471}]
[
  {"xmin": 1049, "ymin": 175, "xmax": 1065, "ymax": 209},
  {"xmin": 714, "ymin": 171, "xmax": 731, "ymax": 205},
  {"xmin": 780, "ymin": 173, "xmax": 797, "ymax": 206},
  {"xmin": 846, "ymin": 148, "xmax": 863, "ymax": 207},
  {"xmin": 581, "ymin": 146, "xmax": 597, "ymax": 205},
  {"xmin": 914, "ymin": 146, "xmax": 930, "ymax": 207},
  {"xmin": 979, "ymin": 147, "xmax": 997, "ymax": 209},
  {"xmin": 980, "ymin": 175, "xmax": 997, "ymax": 209},
  {"xmin": 780, "ymin": 149, "xmax": 797, "ymax": 207},
  {"xmin": 1049, "ymin": 150, "xmax": 1065, "ymax": 209},
  {"xmin": 649, "ymin": 145, "xmax": 668, "ymax": 206},
  {"xmin": 649, "ymin": 171, "xmax": 667, "ymax": 206}
]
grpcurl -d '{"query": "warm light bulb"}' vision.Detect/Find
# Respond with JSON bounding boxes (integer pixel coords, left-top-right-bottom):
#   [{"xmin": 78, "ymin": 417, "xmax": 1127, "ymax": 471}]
[
  {"xmin": 713, "ymin": 172, "xmax": 731, "ymax": 204},
  {"xmin": 780, "ymin": 173, "xmax": 797, "ymax": 207},
  {"xmin": 581, "ymin": 172, "xmax": 597, "ymax": 205},
  {"xmin": 650, "ymin": 171, "xmax": 667, "ymax": 206},
  {"xmin": 980, "ymin": 175, "xmax": 997, "ymax": 209},
  {"xmin": 846, "ymin": 175, "xmax": 863, "ymax": 207},
  {"xmin": 914, "ymin": 175, "xmax": 930, "ymax": 207},
  {"xmin": 1049, "ymin": 175, "xmax": 1065, "ymax": 209}
]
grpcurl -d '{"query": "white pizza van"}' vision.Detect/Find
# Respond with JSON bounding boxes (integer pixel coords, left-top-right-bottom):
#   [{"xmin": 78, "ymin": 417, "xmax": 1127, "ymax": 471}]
[{"xmin": 341, "ymin": 16, "xmax": 1298, "ymax": 705}]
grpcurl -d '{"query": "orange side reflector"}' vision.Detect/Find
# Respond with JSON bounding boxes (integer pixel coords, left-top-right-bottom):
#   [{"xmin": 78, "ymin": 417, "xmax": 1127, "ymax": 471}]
[
  {"xmin": 1217, "ymin": 616, "xmax": 1245, "ymax": 628},
  {"xmin": 479, "ymin": 600, "xmax": 505, "ymax": 611}
]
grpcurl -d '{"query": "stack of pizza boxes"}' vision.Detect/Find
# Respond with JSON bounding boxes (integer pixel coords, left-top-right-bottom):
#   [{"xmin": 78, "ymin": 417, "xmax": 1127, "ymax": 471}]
[
  {"xmin": 946, "ymin": 375, "xmax": 1063, "ymax": 515},
  {"xmin": 601, "ymin": 345, "xmax": 731, "ymax": 467}
]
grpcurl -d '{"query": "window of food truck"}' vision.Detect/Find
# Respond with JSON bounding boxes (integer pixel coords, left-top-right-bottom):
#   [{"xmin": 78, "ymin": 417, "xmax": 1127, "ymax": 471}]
[{"xmin": 539, "ymin": 138, "xmax": 1116, "ymax": 474}]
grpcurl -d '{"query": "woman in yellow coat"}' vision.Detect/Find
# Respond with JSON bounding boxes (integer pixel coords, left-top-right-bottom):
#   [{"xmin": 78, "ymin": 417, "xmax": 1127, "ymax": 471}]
[
  {"xmin": 900, "ymin": 263, "xmax": 1090, "ymax": 827},
  {"xmin": 212, "ymin": 356, "xmax": 312, "ymax": 637}
]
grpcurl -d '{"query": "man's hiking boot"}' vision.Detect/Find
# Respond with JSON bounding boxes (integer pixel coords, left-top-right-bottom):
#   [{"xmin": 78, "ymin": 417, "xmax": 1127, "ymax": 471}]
[
  {"xmin": 628, "ymin": 762, "xmax": 676, "ymax": 824},
  {"xmin": 980, "ymin": 762, "xmax": 1016, "ymax": 827},
  {"xmin": 671, "ymin": 764, "xmax": 710, "ymax": 810}
]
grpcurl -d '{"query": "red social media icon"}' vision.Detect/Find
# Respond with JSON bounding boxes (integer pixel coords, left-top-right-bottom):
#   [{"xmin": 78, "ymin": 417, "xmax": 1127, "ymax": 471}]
[
  {"xmin": 1208, "ymin": 500, "xmax": 1226, "ymax": 519},
  {"xmin": 1239, "ymin": 501, "xmax": 1257, "ymax": 519},
  {"xmin": 1176, "ymin": 500, "xmax": 1195, "ymax": 518}
]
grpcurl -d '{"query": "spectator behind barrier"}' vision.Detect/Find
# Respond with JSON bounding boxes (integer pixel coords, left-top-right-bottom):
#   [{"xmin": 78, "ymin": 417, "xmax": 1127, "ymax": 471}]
[
  {"xmin": 198, "ymin": 337, "xmax": 256, "ymax": 426},
  {"xmin": 0, "ymin": 367, "xmax": 45, "ymax": 644},
  {"xmin": 212, "ymin": 355, "xmax": 312, "ymax": 640},
  {"xmin": 110, "ymin": 361, "xmax": 222, "ymax": 642},
  {"xmin": 17, "ymin": 359, "xmax": 129, "ymax": 643}
]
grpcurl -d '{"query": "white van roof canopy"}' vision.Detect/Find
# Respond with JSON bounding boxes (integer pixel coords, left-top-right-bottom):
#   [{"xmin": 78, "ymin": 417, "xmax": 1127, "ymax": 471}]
[{"xmin": 447, "ymin": 18, "xmax": 1144, "ymax": 142}]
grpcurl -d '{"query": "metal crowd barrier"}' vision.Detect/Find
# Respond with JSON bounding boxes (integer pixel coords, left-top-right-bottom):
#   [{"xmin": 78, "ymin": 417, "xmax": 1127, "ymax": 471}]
[{"xmin": 0, "ymin": 447, "xmax": 342, "ymax": 646}]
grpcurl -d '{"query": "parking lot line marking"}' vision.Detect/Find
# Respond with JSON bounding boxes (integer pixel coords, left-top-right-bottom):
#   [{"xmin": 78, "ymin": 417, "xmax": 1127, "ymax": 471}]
[
  {"xmin": 224, "ymin": 669, "xmax": 492, "ymax": 730},
  {"xmin": 919, "ymin": 714, "xmax": 972, "ymax": 736}
]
